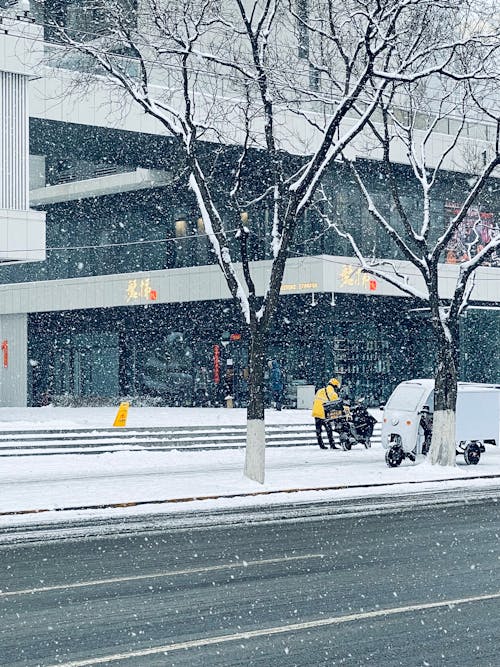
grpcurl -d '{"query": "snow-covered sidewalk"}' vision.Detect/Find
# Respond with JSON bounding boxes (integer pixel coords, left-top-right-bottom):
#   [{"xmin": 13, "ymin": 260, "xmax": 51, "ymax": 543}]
[
  {"xmin": 0, "ymin": 406, "xmax": 499, "ymax": 527},
  {"xmin": 0, "ymin": 405, "xmax": 315, "ymax": 431}
]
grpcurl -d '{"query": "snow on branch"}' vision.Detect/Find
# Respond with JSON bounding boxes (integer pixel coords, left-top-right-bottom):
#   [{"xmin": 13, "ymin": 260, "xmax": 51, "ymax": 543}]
[
  {"xmin": 315, "ymin": 191, "xmax": 429, "ymax": 300},
  {"xmin": 189, "ymin": 172, "xmax": 251, "ymax": 324},
  {"xmin": 346, "ymin": 158, "xmax": 429, "ymax": 274}
]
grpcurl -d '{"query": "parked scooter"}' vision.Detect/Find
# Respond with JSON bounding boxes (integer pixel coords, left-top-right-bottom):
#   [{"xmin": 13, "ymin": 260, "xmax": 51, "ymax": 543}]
[{"xmin": 324, "ymin": 397, "xmax": 377, "ymax": 450}]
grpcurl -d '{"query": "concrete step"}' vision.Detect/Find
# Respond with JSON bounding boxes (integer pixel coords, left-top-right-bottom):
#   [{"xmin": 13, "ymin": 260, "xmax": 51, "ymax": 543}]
[
  {"xmin": 0, "ymin": 427, "xmax": 315, "ymax": 441},
  {"xmin": 0, "ymin": 423, "xmax": 381, "ymax": 456}
]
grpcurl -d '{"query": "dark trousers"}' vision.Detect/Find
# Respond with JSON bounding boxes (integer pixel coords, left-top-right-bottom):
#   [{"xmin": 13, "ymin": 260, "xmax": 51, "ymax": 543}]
[
  {"xmin": 315, "ymin": 418, "xmax": 334, "ymax": 448},
  {"xmin": 272, "ymin": 390, "xmax": 283, "ymax": 410}
]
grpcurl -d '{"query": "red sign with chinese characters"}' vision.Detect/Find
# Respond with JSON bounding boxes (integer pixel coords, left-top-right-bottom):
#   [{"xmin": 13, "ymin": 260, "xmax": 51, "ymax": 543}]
[
  {"xmin": 1, "ymin": 340, "xmax": 8, "ymax": 368},
  {"xmin": 213, "ymin": 345, "xmax": 220, "ymax": 384}
]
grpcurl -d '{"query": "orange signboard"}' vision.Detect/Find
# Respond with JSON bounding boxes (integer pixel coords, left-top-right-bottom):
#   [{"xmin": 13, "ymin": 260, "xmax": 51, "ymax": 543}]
[{"xmin": 1, "ymin": 340, "xmax": 8, "ymax": 368}]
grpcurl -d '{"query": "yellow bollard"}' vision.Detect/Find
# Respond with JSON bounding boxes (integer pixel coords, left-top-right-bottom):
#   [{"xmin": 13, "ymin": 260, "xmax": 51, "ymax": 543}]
[{"xmin": 113, "ymin": 402, "xmax": 130, "ymax": 427}]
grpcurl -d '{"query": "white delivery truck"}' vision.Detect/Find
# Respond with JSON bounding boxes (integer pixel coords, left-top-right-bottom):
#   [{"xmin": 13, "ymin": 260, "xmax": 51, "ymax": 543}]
[{"xmin": 380, "ymin": 379, "xmax": 500, "ymax": 467}]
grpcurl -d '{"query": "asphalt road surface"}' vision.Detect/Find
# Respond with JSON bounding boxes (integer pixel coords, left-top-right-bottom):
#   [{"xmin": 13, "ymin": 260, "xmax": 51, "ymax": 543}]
[{"xmin": 1, "ymin": 498, "xmax": 499, "ymax": 666}]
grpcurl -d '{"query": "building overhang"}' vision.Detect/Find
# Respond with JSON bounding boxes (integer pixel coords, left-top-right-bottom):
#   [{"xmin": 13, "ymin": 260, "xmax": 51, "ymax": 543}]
[
  {"xmin": 0, "ymin": 255, "xmax": 498, "ymax": 314},
  {"xmin": 29, "ymin": 168, "xmax": 172, "ymax": 205},
  {"xmin": 0, "ymin": 208, "xmax": 46, "ymax": 263}
]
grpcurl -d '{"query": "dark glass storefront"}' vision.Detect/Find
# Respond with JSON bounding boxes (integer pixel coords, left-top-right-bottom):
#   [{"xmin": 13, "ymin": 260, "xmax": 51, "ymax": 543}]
[{"xmin": 27, "ymin": 294, "xmax": 499, "ymax": 408}]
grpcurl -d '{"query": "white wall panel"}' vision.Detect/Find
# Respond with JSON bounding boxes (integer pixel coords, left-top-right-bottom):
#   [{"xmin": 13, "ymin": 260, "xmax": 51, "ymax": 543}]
[
  {"xmin": 0, "ymin": 257, "xmax": 497, "ymax": 316},
  {"xmin": 0, "ymin": 72, "xmax": 28, "ymax": 210}
]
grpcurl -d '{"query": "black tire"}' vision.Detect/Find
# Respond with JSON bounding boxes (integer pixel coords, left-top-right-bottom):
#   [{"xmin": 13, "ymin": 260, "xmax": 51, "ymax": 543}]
[
  {"xmin": 339, "ymin": 432, "xmax": 350, "ymax": 451},
  {"xmin": 385, "ymin": 446, "xmax": 404, "ymax": 468},
  {"xmin": 464, "ymin": 441, "xmax": 481, "ymax": 465}
]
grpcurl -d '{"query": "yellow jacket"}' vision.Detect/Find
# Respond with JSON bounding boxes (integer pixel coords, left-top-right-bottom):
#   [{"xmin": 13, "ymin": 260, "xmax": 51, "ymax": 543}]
[{"xmin": 312, "ymin": 384, "xmax": 339, "ymax": 419}]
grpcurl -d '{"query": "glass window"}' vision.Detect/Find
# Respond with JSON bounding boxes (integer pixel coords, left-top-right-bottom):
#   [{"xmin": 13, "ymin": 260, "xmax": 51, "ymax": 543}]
[
  {"xmin": 297, "ymin": 0, "xmax": 309, "ymax": 58},
  {"xmin": 42, "ymin": 0, "xmax": 136, "ymax": 40}
]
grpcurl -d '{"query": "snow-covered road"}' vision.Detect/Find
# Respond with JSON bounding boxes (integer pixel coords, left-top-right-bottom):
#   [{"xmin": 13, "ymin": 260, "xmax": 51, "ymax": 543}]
[{"xmin": 2, "ymin": 441, "xmax": 500, "ymax": 524}]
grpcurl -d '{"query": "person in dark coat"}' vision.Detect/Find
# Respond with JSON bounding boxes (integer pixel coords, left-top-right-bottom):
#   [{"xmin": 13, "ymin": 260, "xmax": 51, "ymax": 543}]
[
  {"xmin": 268, "ymin": 360, "xmax": 284, "ymax": 411},
  {"xmin": 419, "ymin": 404, "xmax": 433, "ymax": 455}
]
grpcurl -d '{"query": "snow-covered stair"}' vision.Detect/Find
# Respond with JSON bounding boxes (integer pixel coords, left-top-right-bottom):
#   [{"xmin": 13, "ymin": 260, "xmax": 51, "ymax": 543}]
[{"xmin": 0, "ymin": 423, "xmax": 381, "ymax": 456}]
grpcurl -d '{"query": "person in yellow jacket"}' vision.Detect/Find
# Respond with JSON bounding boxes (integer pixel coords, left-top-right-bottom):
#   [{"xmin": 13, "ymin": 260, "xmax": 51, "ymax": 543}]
[{"xmin": 312, "ymin": 378, "xmax": 341, "ymax": 449}]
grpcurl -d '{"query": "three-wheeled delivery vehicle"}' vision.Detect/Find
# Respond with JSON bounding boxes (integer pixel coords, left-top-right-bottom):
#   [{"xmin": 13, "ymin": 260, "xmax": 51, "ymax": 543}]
[{"xmin": 381, "ymin": 380, "xmax": 500, "ymax": 467}]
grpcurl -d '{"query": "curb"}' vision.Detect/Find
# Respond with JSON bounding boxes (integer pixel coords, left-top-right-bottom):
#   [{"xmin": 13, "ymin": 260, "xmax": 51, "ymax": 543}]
[{"xmin": 2, "ymin": 473, "xmax": 500, "ymax": 517}]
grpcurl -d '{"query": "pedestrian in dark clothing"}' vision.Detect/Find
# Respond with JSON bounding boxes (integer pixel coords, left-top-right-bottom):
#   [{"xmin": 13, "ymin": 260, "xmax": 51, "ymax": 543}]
[
  {"xmin": 268, "ymin": 360, "xmax": 284, "ymax": 411},
  {"xmin": 419, "ymin": 404, "xmax": 433, "ymax": 455}
]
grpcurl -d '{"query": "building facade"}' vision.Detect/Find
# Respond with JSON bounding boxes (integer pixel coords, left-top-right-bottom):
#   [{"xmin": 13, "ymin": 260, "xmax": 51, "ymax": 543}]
[{"xmin": 0, "ymin": 1, "xmax": 498, "ymax": 408}]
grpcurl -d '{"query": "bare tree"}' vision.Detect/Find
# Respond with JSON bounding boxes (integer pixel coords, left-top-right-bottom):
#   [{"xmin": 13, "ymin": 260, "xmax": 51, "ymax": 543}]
[
  {"xmin": 324, "ymin": 73, "xmax": 499, "ymax": 466},
  {"xmin": 35, "ymin": 0, "xmax": 498, "ymax": 479}
]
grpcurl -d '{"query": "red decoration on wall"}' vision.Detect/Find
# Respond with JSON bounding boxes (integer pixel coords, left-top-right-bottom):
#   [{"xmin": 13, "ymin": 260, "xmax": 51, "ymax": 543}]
[
  {"xmin": 1, "ymin": 340, "xmax": 8, "ymax": 368},
  {"xmin": 369, "ymin": 279, "xmax": 377, "ymax": 291},
  {"xmin": 213, "ymin": 345, "xmax": 220, "ymax": 384}
]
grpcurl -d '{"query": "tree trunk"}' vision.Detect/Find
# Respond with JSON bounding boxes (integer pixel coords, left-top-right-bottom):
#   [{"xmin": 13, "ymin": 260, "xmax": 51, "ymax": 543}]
[
  {"xmin": 428, "ymin": 332, "xmax": 458, "ymax": 466},
  {"xmin": 244, "ymin": 329, "xmax": 266, "ymax": 483}
]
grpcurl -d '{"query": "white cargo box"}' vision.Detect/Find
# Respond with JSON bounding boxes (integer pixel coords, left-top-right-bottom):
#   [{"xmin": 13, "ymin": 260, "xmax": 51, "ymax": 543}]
[
  {"xmin": 456, "ymin": 387, "xmax": 500, "ymax": 443},
  {"xmin": 381, "ymin": 379, "xmax": 500, "ymax": 453}
]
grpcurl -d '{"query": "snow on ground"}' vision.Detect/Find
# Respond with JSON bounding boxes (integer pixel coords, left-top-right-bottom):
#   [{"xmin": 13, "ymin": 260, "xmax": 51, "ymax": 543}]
[
  {"xmin": 0, "ymin": 405, "xmax": 316, "ymax": 430},
  {"xmin": 0, "ymin": 406, "xmax": 498, "ymax": 528}
]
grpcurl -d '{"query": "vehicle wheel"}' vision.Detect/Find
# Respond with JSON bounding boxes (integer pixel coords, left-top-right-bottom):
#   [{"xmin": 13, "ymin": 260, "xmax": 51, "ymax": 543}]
[
  {"xmin": 464, "ymin": 441, "xmax": 481, "ymax": 465},
  {"xmin": 385, "ymin": 446, "xmax": 404, "ymax": 468},
  {"xmin": 339, "ymin": 434, "xmax": 351, "ymax": 451}
]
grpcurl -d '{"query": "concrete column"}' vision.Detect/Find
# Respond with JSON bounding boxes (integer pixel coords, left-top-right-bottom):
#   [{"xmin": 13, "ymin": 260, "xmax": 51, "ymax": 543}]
[{"xmin": 0, "ymin": 313, "xmax": 27, "ymax": 407}]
